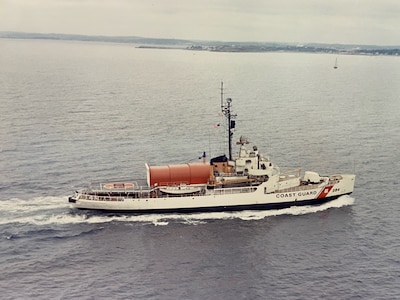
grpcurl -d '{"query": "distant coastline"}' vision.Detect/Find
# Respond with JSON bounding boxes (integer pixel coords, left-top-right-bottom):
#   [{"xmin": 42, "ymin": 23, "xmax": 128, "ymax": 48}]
[{"xmin": 1, "ymin": 31, "xmax": 399, "ymax": 56}]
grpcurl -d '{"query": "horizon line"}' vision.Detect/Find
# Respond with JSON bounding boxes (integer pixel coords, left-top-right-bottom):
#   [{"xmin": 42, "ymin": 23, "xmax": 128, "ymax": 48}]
[{"xmin": 1, "ymin": 31, "xmax": 400, "ymax": 48}]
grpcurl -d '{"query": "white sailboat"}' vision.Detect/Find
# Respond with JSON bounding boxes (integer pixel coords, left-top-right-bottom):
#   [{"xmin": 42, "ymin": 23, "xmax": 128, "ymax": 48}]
[{"xmin": 334, "ymin": 57, "xmax": 338, "ymax": 69}]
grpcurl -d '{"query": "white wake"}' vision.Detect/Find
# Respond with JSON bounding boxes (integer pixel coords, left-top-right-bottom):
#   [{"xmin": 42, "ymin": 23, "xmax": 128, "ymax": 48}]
[{"xmin": 0, "ymin": 195, "xmax": 355, "ymax": 226}]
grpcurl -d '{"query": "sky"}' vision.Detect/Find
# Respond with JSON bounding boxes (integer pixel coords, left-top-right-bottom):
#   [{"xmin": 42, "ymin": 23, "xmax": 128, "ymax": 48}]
[{"xmin": 0, "ymin": 0, "xmax": 399, "ymax": 45}]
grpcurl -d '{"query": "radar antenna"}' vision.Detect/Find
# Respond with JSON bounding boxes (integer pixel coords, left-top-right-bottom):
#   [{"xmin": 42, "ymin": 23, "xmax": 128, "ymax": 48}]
[{"xmin": 236, "ymin": 136, "xmax": 249, "ymax": 145}]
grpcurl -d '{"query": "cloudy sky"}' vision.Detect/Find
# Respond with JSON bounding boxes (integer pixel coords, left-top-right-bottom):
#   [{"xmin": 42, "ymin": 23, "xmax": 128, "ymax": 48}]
[{"xmin": 0, "ymin": 0, "xmax": 399, "ymax": 45}]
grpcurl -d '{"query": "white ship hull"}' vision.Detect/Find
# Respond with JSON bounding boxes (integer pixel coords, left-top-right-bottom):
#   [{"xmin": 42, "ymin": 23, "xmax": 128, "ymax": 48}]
[{"xmin": 69, "ymin": 174, "xmax": 355, "ymax": 213}]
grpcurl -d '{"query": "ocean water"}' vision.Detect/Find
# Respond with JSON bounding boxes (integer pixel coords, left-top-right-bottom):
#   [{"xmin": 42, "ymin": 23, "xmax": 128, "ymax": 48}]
[{"xmin": 0, "ymin": 39, "xmax": 399, "ymax": 299}]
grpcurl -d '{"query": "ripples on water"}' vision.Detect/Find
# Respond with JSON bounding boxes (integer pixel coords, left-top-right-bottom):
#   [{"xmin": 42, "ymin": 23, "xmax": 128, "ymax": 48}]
[
  {"xmin": 1, "ymin": 196, "xmax": 358, "ymax": 299},
  {"xmin": 1, "ymin": 39, "xmax": 399, "ymax": 299}
]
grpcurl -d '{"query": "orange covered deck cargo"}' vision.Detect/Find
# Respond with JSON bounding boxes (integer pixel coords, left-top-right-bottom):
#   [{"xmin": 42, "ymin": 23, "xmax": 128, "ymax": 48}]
[{"xmin": 146, "ymin": 163, "xmax": 211, "ymax": 186}]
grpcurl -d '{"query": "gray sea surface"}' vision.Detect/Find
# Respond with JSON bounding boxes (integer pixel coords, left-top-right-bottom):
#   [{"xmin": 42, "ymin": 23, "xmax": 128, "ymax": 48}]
[{"xmin": 0, "ymin": 39, "xmax": 399, "ymax": 299}]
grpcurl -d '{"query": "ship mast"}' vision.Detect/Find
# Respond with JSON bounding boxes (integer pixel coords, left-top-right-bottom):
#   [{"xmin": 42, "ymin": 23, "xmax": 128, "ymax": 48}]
[{"xmin": 220, "ymin": 82, "xmax": 236, "ymax": 161}]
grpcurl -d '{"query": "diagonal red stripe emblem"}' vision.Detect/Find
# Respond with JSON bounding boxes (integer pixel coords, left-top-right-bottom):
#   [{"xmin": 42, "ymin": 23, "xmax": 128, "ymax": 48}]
[{"xmin": 317, "ymin": 185, "xmax": 334, "ymax": 199}]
